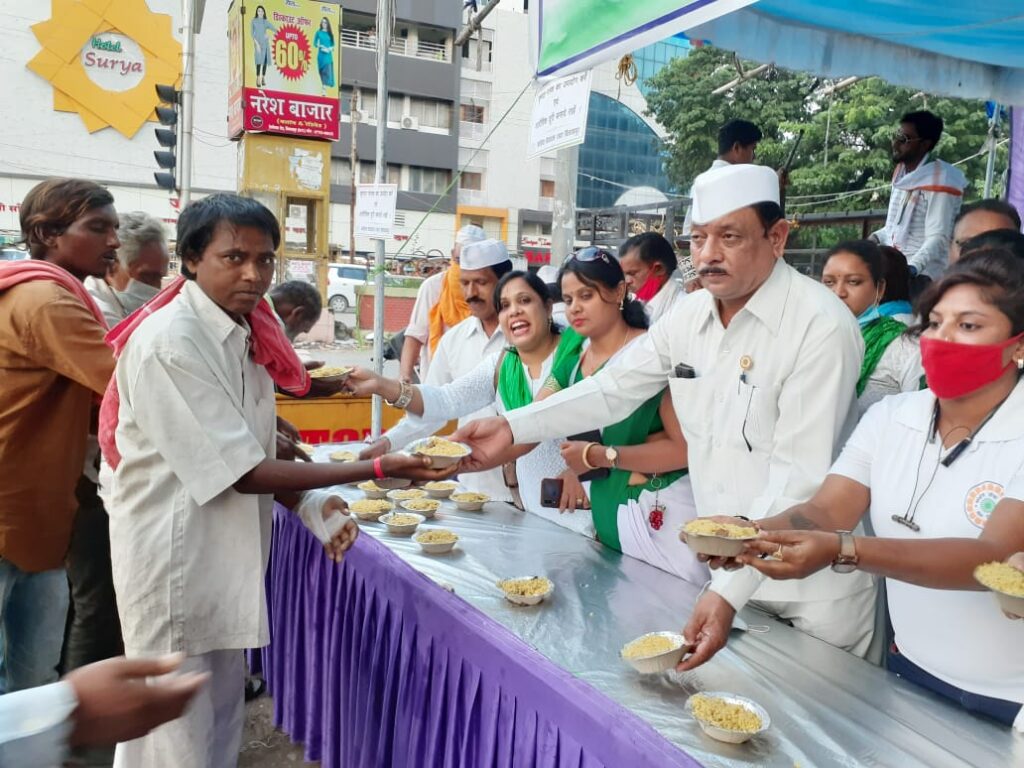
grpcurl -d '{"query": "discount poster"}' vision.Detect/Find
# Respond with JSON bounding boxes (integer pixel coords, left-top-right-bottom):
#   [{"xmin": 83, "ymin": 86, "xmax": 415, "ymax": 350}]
[{"xmin": 228, "ymin": 0, "xmax": 342, "ymax": 141}]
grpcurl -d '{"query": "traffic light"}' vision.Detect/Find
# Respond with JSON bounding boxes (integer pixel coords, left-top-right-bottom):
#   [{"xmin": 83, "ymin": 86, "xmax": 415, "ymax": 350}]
[{"xmin": 153, "ymin": 84, "xmax": 180, "ymax": 191}]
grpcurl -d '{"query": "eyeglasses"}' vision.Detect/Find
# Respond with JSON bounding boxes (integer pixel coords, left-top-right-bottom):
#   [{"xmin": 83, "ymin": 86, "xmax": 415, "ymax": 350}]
[
  {"xmin": 569, "ymin": 247, "xmax": 614, "ymax": 264},
  {"xmin": 892, "ymin": 131, "xmax": 923, "ymax": 145}
]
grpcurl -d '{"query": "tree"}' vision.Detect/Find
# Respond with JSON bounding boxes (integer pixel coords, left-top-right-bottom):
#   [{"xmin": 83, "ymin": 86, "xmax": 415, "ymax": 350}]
[{"xmin": 644, "ymin": 47, "xmax": 1006, "ymax": 223}]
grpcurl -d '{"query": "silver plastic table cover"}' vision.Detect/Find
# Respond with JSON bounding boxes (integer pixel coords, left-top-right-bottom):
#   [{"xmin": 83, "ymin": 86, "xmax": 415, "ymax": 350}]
[{"xmin": 312, "ymin": 444, "xmax": 1022, "ymax": 767}]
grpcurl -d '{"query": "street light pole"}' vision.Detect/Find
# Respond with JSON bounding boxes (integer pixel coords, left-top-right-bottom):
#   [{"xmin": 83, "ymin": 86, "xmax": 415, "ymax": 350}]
[
  {"xmin": 371, "ymin": 0, "xmax": 393, "ymax": 439},
  {"xmin": 179, "ymin": 0, "xmax": 195, "ymax": 206}
]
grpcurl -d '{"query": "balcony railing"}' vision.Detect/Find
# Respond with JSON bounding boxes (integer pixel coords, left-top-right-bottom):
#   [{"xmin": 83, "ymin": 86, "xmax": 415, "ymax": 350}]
[
  {"xmin": 459, "ymin": 120, "xmax": 486, "ymax": 141},
  {"xmin": 416, "ymin": 39, "xmax": 450, "ymax": 62},
  {"xmin": 458, "ymin": 188, "xmax": 486, "ymax": 206},
  {"xmin": 341, "ymin": 28, "xmax": 450, "ymax": 62}
]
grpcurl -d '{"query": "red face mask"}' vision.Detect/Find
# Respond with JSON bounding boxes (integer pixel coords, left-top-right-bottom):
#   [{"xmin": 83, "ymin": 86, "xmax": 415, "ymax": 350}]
[
  {"xmin": 635, "ymin": 272, "xmax": 668, "ymax": 303},
  {"xmin": 920, "ymin": 332, "xmax": 1024, "ymax": 399}
]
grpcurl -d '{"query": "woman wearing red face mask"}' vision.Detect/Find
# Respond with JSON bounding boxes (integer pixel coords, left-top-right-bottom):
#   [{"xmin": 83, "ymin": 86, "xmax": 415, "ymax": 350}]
[{"xmin": 698, "ymin": 248, "xmax": 1024, "ymax": 728}]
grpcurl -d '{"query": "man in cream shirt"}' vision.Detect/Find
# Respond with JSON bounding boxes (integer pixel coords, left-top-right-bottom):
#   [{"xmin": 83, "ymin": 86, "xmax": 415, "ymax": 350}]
[{"xmin": 457, "ymin": 164, "xmax": 877, "ymax": 668}]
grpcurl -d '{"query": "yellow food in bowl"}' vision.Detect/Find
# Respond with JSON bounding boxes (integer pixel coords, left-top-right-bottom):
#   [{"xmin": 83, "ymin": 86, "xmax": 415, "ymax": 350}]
[
  {"xmin": 386, "ymin": 513, "xmax": 421, "ymax": 527},
  {"xmin": 412, "ymin": 437, "xmax": 469, "ymax": 457},
  {"xmin": 451, "ymin": 492, "xmax": 489, "ymax": 503},
  {"xmin": 330, "ymin": 450, "xmax": 357, "ymax": 462},
  {"xmin": 415, "ymin": 530, "xmax": 458, "ymax": 544},
  {"xmin": 498, "ymin": 577, "xmax": 552, "ymax": 597},
  {"xmin": 424, "ymin": 481, "xmax": 458, "ymax": 491},
  {"xmin": 684, "ymin": 519, "xmax": 757, "ymax": 539},
  {"xmin": 358, "ymin": 481, "xmax": 382, "ymax": 491},
  {"xmin": 622, "ymin": 634, "xmax": 679, "ymax": 659},
  {"xmin": 350, "ymin": 499, "xmax": 393, "ymax": 513},
  {"xmin": 975, "ymin": 561, "xmax": 1024, "ymax": 597},
  {"xmin": 389, "ymin": 489, "xmax": 427, "ymax": 500},
  {"xmin": 309, "ymin": 366, "xmax": 352, "ymax": 379},
  {"xmin": 689, "ymin": 694, "xmax": 762, "ymax": 733},
  {"xmin": 403, "ymin": 499, "xmax": 440, "ymax": 512},
  {"xmin": 296, "ymin": 443, "xmax": 315, "ymax": 454}
]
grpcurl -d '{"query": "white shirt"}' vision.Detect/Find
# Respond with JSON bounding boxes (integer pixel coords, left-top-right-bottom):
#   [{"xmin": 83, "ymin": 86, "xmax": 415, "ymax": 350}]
[
  {"xmin": 385, "ymin": 315, "xmax": 510, "ymax": 501},
  {"xmin": 859, "ymin": 333, "xmax": 923, "ymax": 414},
  {"xmin": 645, "ymin": 277, "xmax": 686, "ymax": 324},
  {"xmin": 405, "ymin": 270, "xmax": 444, "ymax": 376},
  {"xmin": 108, "ymin": 280, "xmax": 276, "ymax": 655},
  {"xmin": 0, "ymin": 680, "xmax": 76, "ymax": 767},
  {"xmin": 682, "ymin": 158, "xmax": 731, "ymax": 236},
  {"xmin": 506, "ymin": 260, "xmax": 874, "ymax": 608},
  {"xmin": 831, "ymin": 385, "xmax": 1024, "ymax": 704}
]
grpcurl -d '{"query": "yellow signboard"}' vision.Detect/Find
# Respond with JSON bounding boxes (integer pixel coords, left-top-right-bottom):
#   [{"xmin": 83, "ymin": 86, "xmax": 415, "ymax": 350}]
[
  {"xmin": 228, "ymin": 0, "xmax": 342, "ymax": 141},
  {"xmin": 27, "ymin": 0, "xmax": 181, "ymax": 137}
]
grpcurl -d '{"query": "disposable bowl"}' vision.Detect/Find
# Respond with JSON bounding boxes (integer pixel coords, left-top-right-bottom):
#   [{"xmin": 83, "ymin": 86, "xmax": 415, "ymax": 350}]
[
  {"xmin": 400, "ymin": 499, "xmax": 441, "ymax": 519},
  {"xmin": 686, "ymin": 692, "xmax": 770, "ymax": 744},
  {"xmin": 379, "ymin": 512, "xmax": 425, "ymax": 536},
  {"xmin": 414, "ymin": 529, "xmax": 459, "ymax": 554},
  {"xmin": 620, "ymin": 631, "xmax": 692, "ymax": 674},
  {"xmin": 498, "ymin": 576, "xmax": 553, "ymax": 606},
  {"xmin": 407, "ymin": 437, "xmax": 471, "ymax": 469}
]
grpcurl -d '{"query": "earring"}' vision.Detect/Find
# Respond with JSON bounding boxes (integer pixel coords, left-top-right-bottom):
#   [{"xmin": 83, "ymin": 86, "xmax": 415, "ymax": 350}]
[
  {"xmin": 619, "ymin": 296, "xmax": 625, "ymax": 311},
  {"xmin": 1018, "ymin": 358, "xmax": 1023, "ymax": 371}
]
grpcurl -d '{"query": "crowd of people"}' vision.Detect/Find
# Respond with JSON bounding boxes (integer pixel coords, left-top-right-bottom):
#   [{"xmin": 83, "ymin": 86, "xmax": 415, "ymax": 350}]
[{"xmin": 0, "ymin": 106, "xmax": 1023, "ymax": 767}]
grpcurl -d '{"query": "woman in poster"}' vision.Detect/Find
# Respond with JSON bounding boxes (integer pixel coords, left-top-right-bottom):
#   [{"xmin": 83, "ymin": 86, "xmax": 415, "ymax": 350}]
[
  {"xmin": 314, "ymin": 17, "xmax": 336, "ymax": 95},
  {"xmin": 251, "ymin": 5, "xmax": 276, "ymax": 88}
]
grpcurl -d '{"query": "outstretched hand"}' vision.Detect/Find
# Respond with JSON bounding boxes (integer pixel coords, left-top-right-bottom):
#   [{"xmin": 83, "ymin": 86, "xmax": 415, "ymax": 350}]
[
  {"xmin": 452, "ymin": 416, "xmax": 515, "ymax": 472},
  {"xmin": 1004, "ymin": 552, "xmax": 1024, "ymax": 620},
  {"xmin": 342, "ymin": 367, "xmax": 389, "ymax": 398},
  {"xmin": 677, "ymin": 591, "xmax": 735, "ymax": 672},
  {"xmin": 679, "ymin": 515, "xmax": 757, "ymax": 571},
  {"xmin": 738, "ymin": 529, "xmax": 840, "ymax": 580},
  {"xmin": 320, "ymin": 495, "xmax": 358, "ymax": 563},
  {"xmin": 380, "ymin": 452, "xmax": 460, "ymax": 481}
]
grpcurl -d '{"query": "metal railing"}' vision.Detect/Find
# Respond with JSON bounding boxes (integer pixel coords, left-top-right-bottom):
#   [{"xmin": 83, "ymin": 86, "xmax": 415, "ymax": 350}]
[
  {"xmin": 416, "ymin": 39, "xmax": 450, "ymax": 62},
  {"xmin": 458, "ymin": 188, "xmax": 485, "ymax": 205},
  {"xmin": 340, "ymin": 28, "xmax": 407, "ymax": 55},
  {"xmin": 459, "ymin": 120, "xmax": 486, "ymax": 141}
]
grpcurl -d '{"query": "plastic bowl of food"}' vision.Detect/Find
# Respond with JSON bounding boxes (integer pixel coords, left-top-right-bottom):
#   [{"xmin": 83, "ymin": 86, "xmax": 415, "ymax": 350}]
[
  {"xmin": 682, "ymin": 519, "xmax": 759, "ymax": 558},
  {"xmin": 295, "ymin": 442, "xmax": 315, "ymax": 456},
  {"xmin": 387, "ymin": 488, "xmax": 428, "ymax": 503},
  {"xmin": 375, "ymin": 476, "xmax": 414, "ymax": 490},
  {"xmin": 400, "ymin": 498, "xmax": 441, "ymax": 519},
  {"xmin": 329, "ymin": 449, "xmax": 357, "ymax": 463},
  {"xmin": 407, "ymin": 437, "xmax": 471, "ymax": 469},
  {"xmin": 379, "ymin": 512, "xmax": 425, "ymax": 536},
  {"xmin": 307, "ymin": 366, "xmax": 353, "ymax": 383},
  {"xmin": 424, "ymin": 480, "xmax": 458, "ymax": 499},
  {"xmin": 414, "ymin": 528, "xmax": 459, "ymax": 554},
  {"xmin": 498, "ymin": 576, "xmax": 554, "ymax": 606},
  {"xmin": 357, "ymin": 481, "xmax": 388, "ymax": 500},
  {"xmin": 451, "ymin": 492, "xmax": 490, "ymax": 512},
  {"xmin": 686, "ymin": 692, "xmax": 770, "ymax": 744},
  {"xmin": 620, "ymin": 632, "xmax": 693, "ymax": 674},
  {"xmin": 974, "ymin": 561, "xmax": 1024, "ymax": 617},
  {"xmin": 349, "ymin": 499, "xmax": 394, "ymax": 522}
]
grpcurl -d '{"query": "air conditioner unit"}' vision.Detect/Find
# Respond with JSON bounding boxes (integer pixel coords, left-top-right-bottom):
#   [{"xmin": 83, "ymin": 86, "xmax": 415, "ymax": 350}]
[
  {"xmin": 350, "ymin": 109, "xmax": 363, "ymax": 123},
  {"xmin": 400, "ymin": 114, "xmax": 419, "ymax": 130}
]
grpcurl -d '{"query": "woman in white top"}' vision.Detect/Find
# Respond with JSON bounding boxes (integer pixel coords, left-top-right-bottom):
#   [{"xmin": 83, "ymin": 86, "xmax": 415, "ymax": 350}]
[
  {"xmin": 344, "ymin": 271, "xmax": 595, "ymax": 536},
  {"xmin": 722, "ymin": 248, "xmax": 1024, "ymax": 727},
  {"xmin": 821, "ymin": 240, "xmax": 922, "ymax": 413}
]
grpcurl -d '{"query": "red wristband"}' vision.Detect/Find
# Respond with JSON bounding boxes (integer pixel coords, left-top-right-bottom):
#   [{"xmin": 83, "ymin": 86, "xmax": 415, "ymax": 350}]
[{"xmin": 373, "ymin": 456, "xmax": 385, "ymax": 479}]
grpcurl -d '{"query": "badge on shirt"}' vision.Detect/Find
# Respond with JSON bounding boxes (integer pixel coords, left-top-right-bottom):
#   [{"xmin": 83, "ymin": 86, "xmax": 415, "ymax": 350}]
[{"xmin": 964, "ymin": 481, "xmax": 1003, "ymax": 529}]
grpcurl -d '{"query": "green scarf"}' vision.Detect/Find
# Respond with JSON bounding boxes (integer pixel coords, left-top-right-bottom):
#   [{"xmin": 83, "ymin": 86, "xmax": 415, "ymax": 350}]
[
  {"xmin": 553, "ymin": 335, "xmax": 684, "ymax": 552},
  {"xmin": 497, "ymin": 329, "xmax": 586, "ymax": 411},
  {"xmin": 858, "ymin": 317, "xmax": 907, "ymax": 397}
]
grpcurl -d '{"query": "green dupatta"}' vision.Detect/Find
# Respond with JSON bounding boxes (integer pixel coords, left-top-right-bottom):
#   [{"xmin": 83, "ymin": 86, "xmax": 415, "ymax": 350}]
[
  {"xmin": 496, "ymin": 329, "xmax": 586, "ymax": 411},
  {"xmin": 858, "ymin": 317, "xmax": 907, "ymax": 397},
  {"xmin": 546, "ymin": 328, "xmax": 685, "ymax": 551}
]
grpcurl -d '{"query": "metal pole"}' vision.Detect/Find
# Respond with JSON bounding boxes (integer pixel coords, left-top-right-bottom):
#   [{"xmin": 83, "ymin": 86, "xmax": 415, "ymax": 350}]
[
  {"xmin": 984, "ymin": 102, "xmax": 1000, "ymax": 198},
  {"xmin": 349, "ymin": 88, "xmax": 359, "ymax": 262},
  {"xmin": 179, "ymin": 0, "xmax": 195, "ymax": 206},
  {"xmin": 550, "ymin": 144, "xmax": 578, "ymax": 267},
  {"xmin": 371, "ymin": 0, "xmax": 393, "ymax": 439}
]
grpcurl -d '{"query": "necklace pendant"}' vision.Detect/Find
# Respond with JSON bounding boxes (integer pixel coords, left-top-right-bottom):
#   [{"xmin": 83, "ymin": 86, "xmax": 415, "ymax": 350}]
[{"xmin": 648, "ymin": 504, "xmax": 665, "ymax": 531}]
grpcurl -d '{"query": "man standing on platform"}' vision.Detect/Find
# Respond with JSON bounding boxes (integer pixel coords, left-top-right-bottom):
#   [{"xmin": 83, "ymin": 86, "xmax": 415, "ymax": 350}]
[
  {"xmin": 873, "ymin": 110, "xmax": 965, "ymax": 292},
  {"xmin": 456, "ymin": 164, "xmax": 878, "ymax": 667},
  {"xmin": 362, "ymin": 238, "xmax": 514, "ymax": 502},
  {"xmin": 399, "ymin": 224, "xmax": 487, "ymax": 383},
  {"xmin": 682, "ymin": 119, "xmax": 763, "ymax": 235}
]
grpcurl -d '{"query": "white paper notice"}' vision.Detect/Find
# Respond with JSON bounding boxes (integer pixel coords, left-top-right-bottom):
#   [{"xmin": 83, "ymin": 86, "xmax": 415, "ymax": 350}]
[
  {"xmin": 355, "ymin": 184, "xmax": 399, "ymax": 239},
  {"xmin": 527, "ymin": 70, "xmax": 592, "ymax": 159}
]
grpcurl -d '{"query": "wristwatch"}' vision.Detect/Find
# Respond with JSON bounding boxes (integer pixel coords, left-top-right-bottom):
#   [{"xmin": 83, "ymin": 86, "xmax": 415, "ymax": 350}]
[
  {"xmin": 604, "ymin": 446, "xmax": 619, "ymax": 469},
  {"xmin": 831, "ymin": 530, "xmax": 859, "ymax": 573}
]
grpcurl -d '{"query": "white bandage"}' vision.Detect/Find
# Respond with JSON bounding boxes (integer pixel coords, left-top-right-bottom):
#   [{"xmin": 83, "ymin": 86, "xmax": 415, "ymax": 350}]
[{"xmin": 295, "ymin": 489, "xmax": 350, "ymax": 544}]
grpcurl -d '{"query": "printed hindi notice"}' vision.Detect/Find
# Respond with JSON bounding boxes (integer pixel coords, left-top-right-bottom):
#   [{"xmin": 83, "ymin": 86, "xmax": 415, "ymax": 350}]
[{"xmin": 527, "ymin": 70, "xmax": 593, "ymax": 159}]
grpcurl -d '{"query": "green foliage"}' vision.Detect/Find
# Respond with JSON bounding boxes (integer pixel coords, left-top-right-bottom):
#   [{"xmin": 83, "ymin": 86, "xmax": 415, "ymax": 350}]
[{"xmin": 644, "ymin": 47, "xmax": 1006, "ymax": 222}]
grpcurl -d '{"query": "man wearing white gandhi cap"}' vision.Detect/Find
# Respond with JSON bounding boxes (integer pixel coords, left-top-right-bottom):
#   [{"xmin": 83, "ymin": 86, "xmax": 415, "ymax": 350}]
[
  {"xmin": 456, "ymin": 163, "xmax": 878, "ymax": 667},
  {"xmin": 362, "ymin": 237, "xmax": 515, "ymax": 503}
]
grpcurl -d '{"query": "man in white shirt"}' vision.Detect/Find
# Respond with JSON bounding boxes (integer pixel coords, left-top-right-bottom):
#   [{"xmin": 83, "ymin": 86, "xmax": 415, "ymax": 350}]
[
  {"xmin": 456, "ymin": 164, "xmax": 877, "ymax": 667},
  {"xmin": 873, "ymin": 110, "xmax": 966, "ymax": 285},
  {"xmin": 399, "ymin": 224, "xmax": 487, "ymax": 382},
  {"xmin": 619, "ymin": 232, "xmax": 688, "ymax": 323},
  {"xmin": 682, "ymin": 119, "xmax": 762, "ymax": 236},
  {"xmin": 363, "ymin": 239, "xmax": 514, "ymax": 502}
]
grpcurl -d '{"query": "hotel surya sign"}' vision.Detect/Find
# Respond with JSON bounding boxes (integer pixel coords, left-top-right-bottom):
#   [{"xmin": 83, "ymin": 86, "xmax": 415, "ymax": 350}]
[{"xmin": 28, "ymin": 0, "xmax": 181, "ymax": 138}]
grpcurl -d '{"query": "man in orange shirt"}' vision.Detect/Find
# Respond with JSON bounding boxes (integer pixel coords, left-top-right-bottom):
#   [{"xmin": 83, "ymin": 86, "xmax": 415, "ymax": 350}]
[{"xmin": 0, "ymin": 178, "xmax": 118, "ymax": 693}]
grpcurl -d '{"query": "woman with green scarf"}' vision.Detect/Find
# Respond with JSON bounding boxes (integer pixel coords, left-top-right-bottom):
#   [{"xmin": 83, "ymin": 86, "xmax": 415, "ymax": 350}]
[
  {"xmin": 342, "ymin": 271, "xmax": 595, "ymax": 535},
  {"xmin": 822, "ymin": 240, "xmax": 923, "ymax": 414},
  {"xmin": 542, "ymin": 249, "xmax": 706, "ymax": 584}
]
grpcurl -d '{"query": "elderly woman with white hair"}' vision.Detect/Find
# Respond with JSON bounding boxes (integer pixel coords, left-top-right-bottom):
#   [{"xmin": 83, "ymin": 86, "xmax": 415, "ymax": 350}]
[{"xmin": 84, "ymin": 211, "xmax": 169, "ymax": 326}]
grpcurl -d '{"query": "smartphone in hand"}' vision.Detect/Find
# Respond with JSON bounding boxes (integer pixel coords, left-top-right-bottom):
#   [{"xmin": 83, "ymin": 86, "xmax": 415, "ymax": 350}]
[{"xmin": 540, "ymin": 477, "xmax": 564, "ymax": 508}]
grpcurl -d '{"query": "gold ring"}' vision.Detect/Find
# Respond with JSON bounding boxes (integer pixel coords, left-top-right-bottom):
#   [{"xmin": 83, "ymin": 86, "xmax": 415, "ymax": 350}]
[
  {"xmin": 775, "ymin": 544, "xmax": 785, "ymax": 561},
  {"xmin": 576, "ymin": 498, "xmax": 583, "ymax": 505}
]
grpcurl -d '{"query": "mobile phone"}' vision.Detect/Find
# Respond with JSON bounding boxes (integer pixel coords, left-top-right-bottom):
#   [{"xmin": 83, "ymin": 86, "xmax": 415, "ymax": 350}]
[{"xmin": 540, "ymin": 478, "xmax": 563, "ymax": 508}]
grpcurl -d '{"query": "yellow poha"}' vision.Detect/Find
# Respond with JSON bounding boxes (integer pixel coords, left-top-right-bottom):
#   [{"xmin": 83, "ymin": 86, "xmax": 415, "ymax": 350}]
[
  {"xmin": 499, "ymin": 577, "xmax": 552, "ymax": 597},
  {"xmin": 350, "ymin": 499, "xmax": 393, "ymax": 513},
  {"xmin": 684, "ymin": 519, "xmax": 757, "ymax": 539},
  {"xmin": 309, "ymin": 366, "xmax": 352, "ymax": 379},
  {"xmin": 403, "ymin": 499, "xmax": 440, "ymax": 512},
  {"xmin": 413, "ymin": 437, "xmax": 469, "ymax": 457},
  {"xmin": 388, "ymin": 489, "xmax": 427, "ymax": 500},
  {"xmin": 329, "ymin": 450, "xmax": 357, "ymax": 462},
  {"xmin": 424, "ymin": 481, "xmax": 458, "ymax": 490},
  {"xmin": 358, "ymin": 481, "xmax": 382, "ymax": 491},
  {"xmin": 975, "ymin": 561, "xmax": 1024, "ymax": 597},
  {"xmin": 689, "ymin": 694, "xmax": 762, "ymax": 733},
  {"xmin": 415, "ymin": 530, "xmax": 458, "ymax": 544},
  {"xmin": 385, "ymin": 513, "xmax": 421, "ymax": 527},
  {"xmin": 622, "ymin": 634, "xmax": 681, "ymax": 659},
  {"xmin": 451, "ymin": 492, "xmax": 489, "ymax": 503}
]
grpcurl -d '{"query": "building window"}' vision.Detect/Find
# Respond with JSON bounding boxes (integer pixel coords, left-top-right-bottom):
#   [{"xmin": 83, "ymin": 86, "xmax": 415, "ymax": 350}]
[
  {"xmin": 330, "ymin": 158, "xmax": 353, "ymax": 186},
  {"xmin": 408, "ymin": 97, "xmax": 452, "ymax": 131},
  {"xmin": 358, "ymin": 161, "xmax": 400, "ymax": 185},
  {"xmin": 345, "ymin": 90, "xmax": 402, "ymax": 121},
  {"xmin": 539, "ymin": 179, "xmax": 555, "ymax": 198},
  {"xmin": 461, "ymin": 38, "xmax": 492, "ymax": 68},
  {"xmin": 460, "ymin": 104, "xmax": 485, "ymax": 124},
  {"xmin": 460, "ymin": 171, "xmax": 483, "ymax": 191},
  {"xmin": 408, "ymin": 166, "xmax": 451, "ymax": 195}
]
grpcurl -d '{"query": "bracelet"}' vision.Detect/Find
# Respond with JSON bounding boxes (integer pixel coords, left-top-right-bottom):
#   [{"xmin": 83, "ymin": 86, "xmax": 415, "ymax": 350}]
[
  {"xmin": 373, "ymin": 456, "xmax": 385, "ymax": 479},
  {"xmin": 580, "ymin": 442, "xmax": 601, "ymax": 471},
  {"xmin": 384, "ymin": 380, "xmax": 414, "ymax": 409}
]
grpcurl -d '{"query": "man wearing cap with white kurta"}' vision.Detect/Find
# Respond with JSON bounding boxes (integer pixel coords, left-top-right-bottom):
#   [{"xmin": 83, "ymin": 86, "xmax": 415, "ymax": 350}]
[
  {"xmin": 362, "ymin": 239, "xmax": 514, "ymax": 502},
  {"xmin": 456, "ymin": 165, "xmax": 878, "ymax": 667},
  {"xmin": 399, "ymin": 225, "xmax": 487, "ymax": 383}
]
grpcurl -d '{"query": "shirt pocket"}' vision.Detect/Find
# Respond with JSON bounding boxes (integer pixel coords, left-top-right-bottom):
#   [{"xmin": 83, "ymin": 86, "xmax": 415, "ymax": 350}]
[
  {"xmin": 737, "ymin": 379, "xmax": 780, "ymax": 452},
  {"xmin": 667, "ymin": 375, "xmax": 716, "ymax": 445}
]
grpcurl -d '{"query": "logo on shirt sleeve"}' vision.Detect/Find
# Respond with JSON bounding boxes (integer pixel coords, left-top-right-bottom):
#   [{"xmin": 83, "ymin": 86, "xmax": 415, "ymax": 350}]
[{"xmin": 964, "ymin": 481, "xmax": 1003, "ymax": 529}]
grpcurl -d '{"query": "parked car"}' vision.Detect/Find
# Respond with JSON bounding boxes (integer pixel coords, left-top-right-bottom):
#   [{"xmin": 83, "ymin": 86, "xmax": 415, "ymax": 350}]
[{"xmin": 327, "ymin": 263, "xmax": 420, "ymax": 314}]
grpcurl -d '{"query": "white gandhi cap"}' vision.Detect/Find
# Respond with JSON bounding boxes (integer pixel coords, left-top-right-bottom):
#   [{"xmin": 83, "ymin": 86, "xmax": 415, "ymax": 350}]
[
  {"xmin": 459, "ymin": 238, "xmax": 510, "ymax": 271},
  {"xmin": 455, "ymin": 224, "xmax": 487, "ymax": 246},
  {"xmin": 690, "ymin": 164, "xmax": 780, "ymax": 226}
]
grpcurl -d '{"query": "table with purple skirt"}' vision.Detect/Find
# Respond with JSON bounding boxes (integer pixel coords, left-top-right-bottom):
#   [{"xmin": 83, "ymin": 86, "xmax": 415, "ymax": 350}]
[{"xmin": 253, "ymin": 452, "xmax": 1020, "ymax": 767}]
